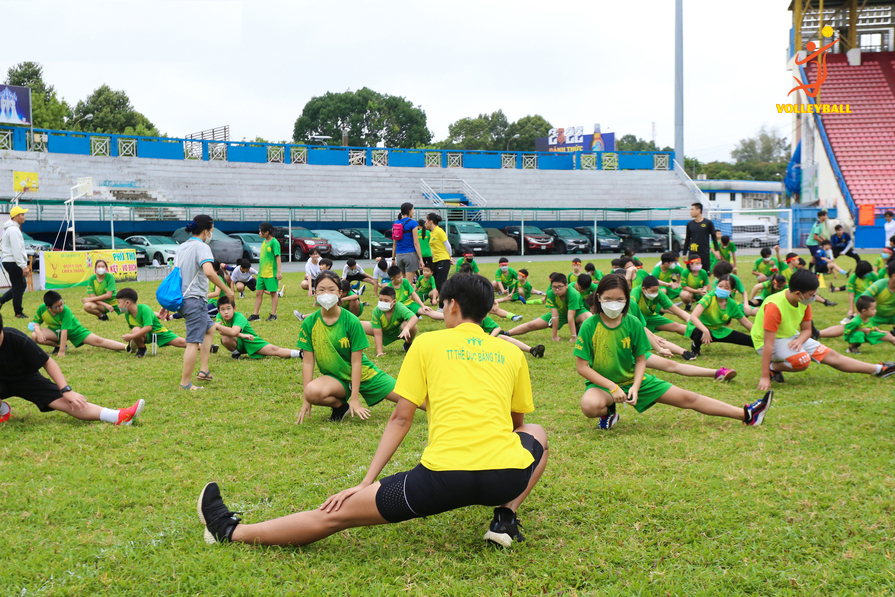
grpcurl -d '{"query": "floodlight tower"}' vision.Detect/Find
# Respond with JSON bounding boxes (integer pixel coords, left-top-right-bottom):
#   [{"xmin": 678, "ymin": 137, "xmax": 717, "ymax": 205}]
[{"xmin": 674, "ymin": 0, "xmax": 684, "ymax": 168}]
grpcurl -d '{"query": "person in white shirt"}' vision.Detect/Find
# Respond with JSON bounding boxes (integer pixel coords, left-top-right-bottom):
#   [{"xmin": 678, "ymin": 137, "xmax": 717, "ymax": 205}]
[
  {"xmin": 342, "ymin": 258, "xmax": 375, "ymax": 286},
  {"xmin": 225, "ymin": 259, "xmax": 258, "ymax": 298},
  {"xmin": 1, "ymin": 206, "xmax": 31, "ymax": 319},
  {"xmin": 301, "ymin": 250, "xmax": 323, "ymax": 296},
  {"xmin": 885, "ymin": 211, "xmax": 895, "ymax": 248}
]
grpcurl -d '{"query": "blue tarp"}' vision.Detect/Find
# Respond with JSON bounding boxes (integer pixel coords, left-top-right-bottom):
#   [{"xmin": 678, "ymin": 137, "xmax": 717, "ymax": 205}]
[{"xmin": 785, "ymin": 141, "xmax": 802, "ymax": 197}]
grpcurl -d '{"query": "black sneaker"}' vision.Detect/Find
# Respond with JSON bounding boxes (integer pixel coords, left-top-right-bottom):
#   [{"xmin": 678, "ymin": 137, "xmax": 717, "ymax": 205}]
[
  {"xmin": 744, "ymin": 391, "xmax": 773, "ymax": 426},
  {"xmin": 231, "ymin": 350, "xmax": 241, "ymax": 360},
  {"xmin": 15, "ymin": 313, "xmax": 28, "ymax": 319},
  {"xmin": 484, "ymin": 507, "xmax": 525, "ymax": 548},
  {"xmin": 530, "ymin": 344, "xmax": 545, "ymax": 358},
  {"xmin": 876, "ymin": 362, "xmax": 895, "ymax": 379},
  {"xmin": 403, "ymin": 340, "xmax": 412, "ymax": 352},
  {"xmin": 329, "ymin": 401, "xmax": 350, "ymax": 422},
  {"xmin": 51, "ymin": 346, "xmax": 59, "ymax": 355},
  {"xmin": 135, "ymin": 347, "xmax": 147, "ymax": 358},
  {"xmin": 683, "ymin": 303, "xmax": 692, "ymax": 313},
  {"xmin": 197, "ymin": 482, "xmax": 241, "ymax": 544},
  {"xmin": 211, "ymin": 344, "xmax": 219, "ymax": 354},
  {"xmin": 846, "ymin": 343, "xmax": 862, "ymax": 354},
  {"xmin": 810, "ymin": 324, "xmax": 820, "ymax": 341},
  {"xmin": 126, "ymin": 341, "xmax": 134, "ymax": 354},
  {"xmin": 769, "ymin": 367, "xmax": 785, "ymax": 383},
  {"xmin": 824, "ymin": 300, "xmax": 837, "ymax": 307},
  {"xmin": 98, "ymin": 314, "xmax": 109, "ymax": 321},
  {"xmin": 266, "ymin": 314, "xmax": 277, "ymax": 322},
  {"xmin": 682, "ymin": 350, "xmax": 697, "ymax": 361},
  {"xmin": 247, "ymin": 314, "xmax": 260, "ymax": 322}
]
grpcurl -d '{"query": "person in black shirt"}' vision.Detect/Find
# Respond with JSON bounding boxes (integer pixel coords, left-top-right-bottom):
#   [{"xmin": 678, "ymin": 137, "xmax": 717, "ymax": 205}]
[
  {"xmin": 684, "ymin": 202, "xmax": 721, "ymax": 266},
  {"xmin": 0, "ymin": 313, "xmax": 145, "ymax": 425}
]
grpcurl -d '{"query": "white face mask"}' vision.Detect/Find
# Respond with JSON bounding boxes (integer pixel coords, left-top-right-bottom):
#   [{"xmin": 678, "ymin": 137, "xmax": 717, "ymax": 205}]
[
  {"xmin": 316, "ymin": 293, "xmax": 339, "ymax": 310},
  {"xmin": 96, "ymin": 267, "xmax": 106, "ymax": 276},
  {"xmin": 763, "ymin": 257, "xmax": 773, "ymax": 262},
  {"xmin": 500, "ymin": 266, "xmax": 508, "ymax": 272},
  {"xmin": 798, "ymin": 293, "xmax": 816, "ymax": 306},
  {"xmin": 643, "ymin": 291, "xmax": 658, "ymax": 300},
  {"xmin": 378, "ymin": 300, "xmax": 394, "ymax": 312},
  {"xmin": 601, "ymin": 300, "xmax": 626, "ymax": 319},
  {"xmin": 203, "ymin": 232, "xmax": 212, "ymax": 244}
]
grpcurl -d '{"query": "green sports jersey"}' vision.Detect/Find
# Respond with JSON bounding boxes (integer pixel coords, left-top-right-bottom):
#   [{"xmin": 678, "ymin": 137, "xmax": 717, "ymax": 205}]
[
  {"xmin": 862, "ymin": 279, "xmax": 895, "ymax": 319},
  {"xmin": 416, "ymin": 275, "xmax": 435, "ymax": 296},
  {"xmin": 684, "ymin": 269, "xmax": 709, "ymax": 290},
  {"xmin": 418, "ymin": 228, "xmax": 432, "ymax": 259},
  {"xmin": 578, "ymin": 282, "xmax": 598, "ymax": 296},
  {"xmin": 33, "ymin": 304, "xmax": 84, "ymax": 332},
  {"xmin": 844, "ymin": 316, "xmax": 876, "ymax": 337},
  {"xmin": 631, "ymin": 269, "xmax": 649, "ymax": 289},
  {"xmin": 296, "ymin": 309, "xmax": 382, "ymax": 384},
  {"xmin": 651, "ymin": 263, "xmax": 683, "ymax": 285},
  {"xmin": 718, "ymin": 242, "xmax": 736, "ymax": 262},
  {"xmin": 387, "ymin": 279, "xmax": 416, "ymax": 307},
  {"xmin": 589, "ymin": 269, "xmax": 604, "ymax": 282},
  {"xmin": 455, "ymin": 259, "xmax": 479, "ymax": 273},
  {"xmin": 631, "ymin": 285, "xmax": 674, "ymax": 317},
  {"xmin": 688, "ymin": 293, "xmax": 744, "ymax": 339},
  {"xmin": 847, "ymin": 272, "xmax": 878, "ymax": 295},
  {"xmin": 495, "ymin": 267, "xmax": 518, "ymax": 287},
  {"xmin": 874, "ymin": 255, "xmax": 888, "ymax": 272},
  {"xmin": 215, "ymin": 311, "xmax": 260, "ymax": 339},
  {"xmin": 753, "ymin": 257, "xmax": 781, "ymax": 277},
  {"xmin": 126, "ymin": 303, "xmax": 171, "ymax": 335},
  {"xmin": 626, "ymin": 299, "xmax": 648, "ymax": 327},
  {"xmin": 511, "ymin": 280, "xmax": 533, "ymax": 300},
  {"xmin": 371, "ymin": 301, "xmax": 414, "ymax": 334},
  {"xmin": 546, "ymin": 287, "xmax": 584, "ymax": 318},
  {"xmin": 86, "ymin": 273, "xmax": 116, "ymax": 305},
  {"xmin": 759, "ymin": 279, "xmax": 787, "ymax": 300},
  {"xmin": 574, "ymin": 313, "xmax": 650, "ymax": 386},
  {"xmin": 259, "ymin": 238, "xmax": 281, "ymax": 278},
  {"xmin": 349, "ymin": 290, "xmax": 365, "ymax": 317},
  {"xmin": 480, "ymin": 315, "xmax": 500, "ymax": 335},
  {"xmin": 568, "ymin": 271, "xmax": 582, "ymax": 286}
]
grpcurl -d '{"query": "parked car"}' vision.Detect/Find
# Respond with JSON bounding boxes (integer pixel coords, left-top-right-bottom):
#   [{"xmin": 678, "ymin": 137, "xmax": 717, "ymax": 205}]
[
  {"xmin": 271, "ymin": 226, "xmax": 331, "ymax": 261},
  {"xmin": 21, "ymin": 231, "xmax": 53, "ymax": 269},
  {"xmin": 442, "ymin": 221, "xmax": 489, "ymax": 256},
  {"xmin": 542, "ymin": 227, "xmax": 591, "ymax": 254},
  {"xmin": 338, "ymin": 228, "xmax": 393, "ymax": 259},
  {"xmin": 74, "ymin": 236, "xmax": 150, "ymax": 266},
  {"xmin": 171, "ymin": 227, "xmax": 242, "ymax": 263},
  {"xmin": 731, "ymin": 219, "xmax": 780, "ymax": 248},
  {"xmin": 574, "ymin": 226, "xmax": 621, "ymax": 253},
  {"xmin": 125, "ymin": 235, "xmax": 179, "ymax": 265},
  {"xmin": 312, "ymin": 229, "xmax": 362, "ymax": 258},
  {"xmin": 484, "ymin": 228, "xmax": 517, "ymax": 254},
  {"xmin": 228, "ymin": 233, "xmax": 265, "ymax": 262},
  {"xmin": 502, "ymin": 226, "xmax": 554, "ymax": 253},
  {"xmin": 612, "ymin": 225, "xmax": 666, "ymax": 253},
  {"xmin": 651, "ymin": 226, "xmax": 685, "ymax": 253}
]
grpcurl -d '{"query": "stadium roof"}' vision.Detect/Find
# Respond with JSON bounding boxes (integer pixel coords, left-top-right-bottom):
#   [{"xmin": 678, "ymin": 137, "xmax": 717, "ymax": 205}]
[{"xmin": 788, "ymin": 0, "xmax": 892, "ymax": 9}]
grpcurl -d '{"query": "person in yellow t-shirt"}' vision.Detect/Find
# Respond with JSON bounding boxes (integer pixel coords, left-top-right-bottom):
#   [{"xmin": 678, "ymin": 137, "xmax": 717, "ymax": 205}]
[{"xmin": 197, "ymin": 274, "xmax": 547, "ymax": 549}]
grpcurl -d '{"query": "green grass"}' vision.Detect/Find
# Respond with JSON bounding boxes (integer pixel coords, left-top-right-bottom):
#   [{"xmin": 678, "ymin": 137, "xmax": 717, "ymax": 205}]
[{"xmin": 2, "ymin": 256, "xmax": 894, "ymax": 596}]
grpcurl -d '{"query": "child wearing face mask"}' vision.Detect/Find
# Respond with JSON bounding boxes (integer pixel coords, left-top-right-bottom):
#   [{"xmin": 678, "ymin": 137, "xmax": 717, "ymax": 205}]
[
  {"xmin": 679, "ymin": 254, "xmax": 710, "ymax": 312},
  {"xmin": 583, "ymin": 262, "xmax": 603, "ymax": 283},
  {"xmin": 752, "ymin": 247, "xmax": 781, "ymax": 283},
  {"xmin": 874, "ymin": 247, "xmax": 893, "ymax": 275},
  {"xmin": 493, "ymin": 258, "xmax": 518, "ymax": 295},
  {"xmin": 507, "ymin": 273, "xmax": 589, "ymax": 343},
  {"xmin": 296, "ymin": 271, "xmax": 401, "ymax": 424},
  {"xmin": 81, "ymin": 260, "xmax": 117, "ymax": 321},
  {"xmin": 630, "ymin": 276, "xmax": 690, "ymax": 336},
  {"xmin": 575, "ymin": 274, "xmax": 773, "ymax": 431},
  {"xmin": 686, "ymin": 275, "xmax": 754, "ymax": 356},
  {"xmin": 361, "ymin": 286, "xmax": 419, "ymax": 356}
]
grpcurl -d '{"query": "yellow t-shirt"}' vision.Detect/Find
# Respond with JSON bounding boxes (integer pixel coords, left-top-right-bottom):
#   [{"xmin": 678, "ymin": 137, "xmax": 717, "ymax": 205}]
[
  {"xmin": 394, "ymin": 322, "xmax": 535, "ymax": 471},
  {"xmin": 429, "ymin": 226, "xmax": 449, "ymax": 263}
]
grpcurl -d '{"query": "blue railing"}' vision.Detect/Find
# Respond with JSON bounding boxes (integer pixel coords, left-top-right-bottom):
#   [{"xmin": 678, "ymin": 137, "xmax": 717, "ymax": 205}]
[{"xmin": 0, "ymin": 125, "xmax": 674, "ymax": 172}]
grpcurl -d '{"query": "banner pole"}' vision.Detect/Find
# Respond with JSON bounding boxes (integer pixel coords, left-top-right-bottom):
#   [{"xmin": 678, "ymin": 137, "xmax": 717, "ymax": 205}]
[
  {"xmin": 110, "ymin": 207, "xmax": 115, "ymax": 249},
  {"xmin": 593, "ymin": 212, "xmax": 597, "ymax": 254},
  {"xmin": 521, "ymin": 211, "xmax": 525, "ymax": 257}
]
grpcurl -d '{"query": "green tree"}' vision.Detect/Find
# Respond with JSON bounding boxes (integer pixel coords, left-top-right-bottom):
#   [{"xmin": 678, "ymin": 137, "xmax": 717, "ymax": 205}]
[
  {"xmin": 505, "ymin": 114, "xmax": 552, "ymax": 152},
  {"xmin": 731, "ymin": 125, "xmax": 788, "ymax": 163},
  {"xmin": 440, "ymin": 110, "xmax": 510, "ymax": 151},
  {"xmin": 292, "ymin": 88, "xmax": 431, "ymax": 148},
  {"xmin": 615, "ymin": 134, "xmax": 672, "ymax": 152},
  {"xmin": 71, "ymin": 84, "xmax": 160, "ymax": 136},
  {"xmin": 4, "ymin": 61, "xmax": 71, "ymax": 130}
]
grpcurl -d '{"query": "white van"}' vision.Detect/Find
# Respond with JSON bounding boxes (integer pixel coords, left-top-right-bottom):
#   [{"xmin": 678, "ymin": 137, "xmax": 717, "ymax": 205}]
[{"xmin": 730, "ymin": 219, "xmax": 780, "ymax": 248}]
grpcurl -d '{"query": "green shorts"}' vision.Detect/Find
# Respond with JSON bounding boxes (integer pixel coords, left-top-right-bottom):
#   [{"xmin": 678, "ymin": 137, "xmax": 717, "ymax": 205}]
[
  {"xmin": 662, "ymin": 287, "xmax": 682, "ymax": 300},
  {"xmin": 377, "ymin": 327, "xmax": 404, "ymax": 347},
  {"xmin": 54, "ymin": 326, "xmax": 92, "ymax": 348},
  {"xmin": 152, "ymin": 330, "xmax": 181, "ymax": 347},
  {"xmin": 236, "ymin": 336, "xmax": 270, "ymax": 358},
  {"xmin": 336, "ymin": 371, "xmax": 396, "ymax": 407},
  {"xmin": 258, "ymin": 277, "xmax": 278, "ymax": 292},
  {"xmin": 406, "ymin": 302, "xmax": 421, "ymax": 315},
  {"xmin": 539, "ymin": 309, "xmax": 589, "ymax": 329},
  {"xmin": 846, "ymin": 330, "xmax": 888, "ymax": 345},
  {"xmin": 585, "ymin": 374, "xmax": 672, "ymax": 414},
  {"xmin": 871, "ymin": 313, "xmax": 895, "ymax": 327},
  {"xmin": 644, "ymin": 313, "xmax": 675, "ymax": 332}
]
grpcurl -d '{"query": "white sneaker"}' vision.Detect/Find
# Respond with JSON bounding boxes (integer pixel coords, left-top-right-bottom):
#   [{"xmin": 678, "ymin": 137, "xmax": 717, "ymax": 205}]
[
  {"xmin": 239, "ymin": 291, "xmax": 245, "ymax": 299},
  {"xmin": 511, "ymin": 314, "xmax": 523, "ymax": 322},
  {"xmin": 293, "ymin": 310, "xmax": 305, "ymax": 322},
  {"xmin": 277, "ymin": 286, "xmax": 286, "ymax": 298},
  {"xmin": 840, "ymin": 316, "xmax": 853, "ymax": 325}
]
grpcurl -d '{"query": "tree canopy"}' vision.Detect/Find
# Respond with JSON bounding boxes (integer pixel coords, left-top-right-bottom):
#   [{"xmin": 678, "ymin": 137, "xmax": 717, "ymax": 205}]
[
  {"xmin": 4, "ymin": 61, "xmax": 70, "ymax": 130},
  {"xmin": 615, "ymin": 134, "xmax": 672, "ymax": 152},
  {"xmin": 72, "ymin": 84, "xmax": 160, "ymax": 136},
  {"xmin": 730, "ymin": 125, "xmax": 789, "ymax": 164},
  {"xmin": 293, "ymin": 88, "xmax": 431, "ymax": 148}
]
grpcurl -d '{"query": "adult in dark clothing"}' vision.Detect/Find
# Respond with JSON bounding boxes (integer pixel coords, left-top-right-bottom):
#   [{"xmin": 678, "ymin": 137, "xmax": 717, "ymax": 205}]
[
  {"xmin": 830, "ymin": 225, "xmax": 860, "ymax": 264},
  {"xmin": 0, "ymin": 314, "xmax": 144, "ymax": 425},
  {"xmin": 0, "ymin": 206, "xmax": 31, "ymax": 318},
  {"xmin": 684, "ymin": 202, "xmax": 721, "ymax": 266}
]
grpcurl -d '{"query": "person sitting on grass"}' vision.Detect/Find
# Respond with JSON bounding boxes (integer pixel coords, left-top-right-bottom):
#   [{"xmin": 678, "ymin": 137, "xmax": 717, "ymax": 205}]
[
  {"xmin": 631, "ymin": 275, "xmax": 690, "ymax": 336},
  {"xmin": 752, "ymin": 247, "xmax": 781, "ymax": 283},
  {"xmin": 81, "ymin": 259, "xmax": 117, "ymax": 320},
  {"xmin": 629, "ymin": 259, "xmax": 648, "ymax": 289},
  {"xmin": 829, "ymin": 260, "xmax": 877, "ymax": 322},
  {"xmin": 861, "ymin": 260, "xmax": 895, "ymax": 333},
  {"xmin": 0, "ymin": 313, "xmax": 144, "ymax": 426},
  {"xmin": 755, "ymin": 269, "xmax": 895, "ymax": 390},
  {"xmin": 717, "ymin": 233, "xmax": 737, "ymax": 273},
  {"xmin": 679, "ymin": 254, "xmax": 710, "ymax": 312},
  {"xmin": 415, "ymin": 262, "xmax": 437, "ymax": 305},
  {"xmin": 115, "ymin": 288, "xmax": 190, "ymax": 357},
  {"xmin": 301, "ymin": 249, "xmax": 323, "ymax": 296},
  {"xmin": 340, "ymin": 279, "xmax": 366, "ymax": 318},
  {"xmin": 362, "ymin": 286, "xmax": 419, "ymax": 356},
  {"xmin": 493, "ymin": 257, "xmax": 518, "ymax": 295},
  {"xmin": 296, "ymin": 271, "xmax": 402, "ymax": 424},
  {"xmin": 584, "ymin": 262, "xmax": 603, "ymax": 283},
  {"xmin": 495, "ymin": 269, "xmax": 544, "ymax": 305},
  {"xmin": 454, "ymin": 252, "xmax": 479, "ymax": 274},
  {"xmin": 710, "ymin": 260, "xmax": 746, "ymax": 304},
  {"xmin": 214, "ymin": 296, "xmax": 301, "ymax": 360},
  {"xmin": 31, "ymin": 291, "xmax": 127, "ymax": 357},
  {"xmin": 386, "ymin": 265, "xmax": 445, "ymax": 321},
  {"xmin": 686, "ymin": 275, "xmax": 754, "ymax": 357},
  {"xmin": 225, "ymin": 259, "xmax": 257, "ymax": 298},
  {"xmin": 197, "ymin": 273, "xmax": 547, "ymax": 549},
  {"xmin": 574, "ymin": 274, "xmax": 772, "ymax": 431},
  {"xmin": 450, "ymin": 263, "xmax": 522, "ymax": 322},
  {"xmin": 749, "ymin": 274, "xmax": 788, "ymax": 307},
  {"xmin": 479, "ymin": 314, "xmax": 545, "ymax": 358},
  {"xmin": 842, "ymin": 296, "xmax": 895, "ymax": 354},
  {"xmin": 651, "ymin": 252, "xmax": 683, "ymax": 301},
  {"xmin": 574, "ymin": 273, "xmax": 598, "ymax": 299},
  {"xmin": 342, "ymin": 258, "xmax": 375, "ymax": 288},
  {"xmin": 874, "ymin": 247, "xmax": 893, "ymax": 275},
  {"xmin": 568, "ymin": 258, "xmax": 583, "ymax": 286},
  {"xmin": 507, "ymin": 273, "xmax": 589, "ymax": 344}
]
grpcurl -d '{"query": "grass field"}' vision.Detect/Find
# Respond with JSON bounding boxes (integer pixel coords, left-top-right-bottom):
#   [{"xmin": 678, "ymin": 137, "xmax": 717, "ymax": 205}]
[{"xmin": 2, "ymin": 255, "xmax": 894, "ymax": 596}]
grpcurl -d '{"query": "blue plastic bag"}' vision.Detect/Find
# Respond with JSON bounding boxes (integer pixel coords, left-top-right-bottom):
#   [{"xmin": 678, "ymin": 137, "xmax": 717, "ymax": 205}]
[{"xmin": 156, "ymin": 267, "xmax": 184, "ymax": 312}]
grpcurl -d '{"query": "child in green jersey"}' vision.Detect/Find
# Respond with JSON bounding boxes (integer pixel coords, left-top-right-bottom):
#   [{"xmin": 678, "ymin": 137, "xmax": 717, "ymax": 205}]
[
  {"xmin": 31, "ymin": 291, "xmax": 127, "ymax": 357},
  {"xmin": 717, "ymin": 232, "xmax": 737, "ymax": 273},
  {"xmin": 749, "ymin": 274, "xmax": 788, "ymax": 307},
  {"xmin": 386, "ymin": 266, "xmax": 444, "ymax": 321},
  {"xmin": 574, "ymin": 274, "xmax": 599, "ymax": 299},
  {"xmin": 861, "ymin": 260, "xmax": 895, "ymax": 329},
  {"xmin": 842, "ymin": 296, "xmax": 895, "ymax": 353},
  {"xmin": 575, "ymin": 274, "xmax": 772, "ymax": 430},
  {"xmin": 416, "ymin": 262, "xmax": 437, "ymax": 305},
  {"xmin": 679, "ymin": 253, "xmax": 710, "ymax": 311},
  {"xmin": 493, "ymin": 257, "xmax": 519, "ymax": 295},
  {"xmin": 507, "ymin": 273, "xmax": 589, "ymax": 343},
  {"xmin": 361, "ymin": 286, "xmax": 419, "ymax": 355},
  {"xmin": 495, "ymin": 269, "xmax": 544, "ymax": 305},
  {"xmin": 296, "ymin": 271, "xmax": 401, "ymax": 423},
  {"xmin": 631, "ymin": 276, "xmax": 691, "ymax": 336},
  {"xmin": 251, "ymin": 222, "xmax": 283, "ymax": 322},
  {"xmin": 81, "ymin": 260, "xmax": 117, "ymax": 320},
  {"xmin": 568, "ymin": 258, "xmax": 583, "ymax": 287},
  {"xmin": 584, "ymin": 262, "xmax": 603, "ymax": 284},
  {"xmin": 454, "ymin": 253, "xmax": 479, "ymax": 274},
  {"xmin": 115, "ymin": 288, "xmax": 188, "ymax": 357},
  {"xmin": 339, "ymin": 279, "xmax": 366, "ymax": 318},
  {"xmin": 874, "ymin": 247, "xmax": 893, "ymax": 275},
  {"xmin": 215, "ymin": 296, "xmax": 301, "ymax": 360},
  {"xmin": 651, "ymin": 252, "xmax": 683, "ymax": 300},
  {"xmin": 752, "ymin": 247, "xmax": 781, "ymax": 282},
  {"xmin": 829, "ymin": 260, "xmax": 876, "ymax": 321},
  {"xmin": 686, "ymin": 275, "xmax": 754, "ymax": 356},
  {"xmin": 455, "ymin": 264, "xmax": 522, "ymax": 321}
]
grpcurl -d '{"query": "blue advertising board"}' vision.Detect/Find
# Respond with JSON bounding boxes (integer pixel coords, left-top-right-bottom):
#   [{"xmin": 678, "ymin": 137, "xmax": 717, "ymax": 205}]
[
  {"xmin": 535, "ymin": 123, "xmax": 615, "ymax": 154},
  {"xmin": 0, "ymin": 84, "xmax": 31, "ymax": 126}
]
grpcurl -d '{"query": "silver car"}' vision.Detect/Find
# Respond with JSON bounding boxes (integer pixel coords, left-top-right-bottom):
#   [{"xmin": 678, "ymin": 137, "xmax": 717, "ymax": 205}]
[{"xmin": 312, "ymin": 229, "xmax": 362, "ymax": 258}]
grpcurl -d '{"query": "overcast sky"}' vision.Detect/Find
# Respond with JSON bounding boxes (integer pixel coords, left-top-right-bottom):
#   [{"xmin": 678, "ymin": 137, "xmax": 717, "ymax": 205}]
[{"xmin": 1, "ymin": 0, "xmax": 794, "ymax": 163}]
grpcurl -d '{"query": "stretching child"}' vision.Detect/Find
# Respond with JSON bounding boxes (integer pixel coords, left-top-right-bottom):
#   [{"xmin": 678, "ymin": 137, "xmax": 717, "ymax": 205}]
[
  {"xmin": 508, "ymin": 273, "xmax": 589, "ymax": 343},
  {"xmin": 386, "ymin": 266, "xmax": 445, "ymax": 321},
  {"xmin": 480, "ymin": 315, "xmax": 545, "ymax": 358},
  {"xmin": 686, "ymin": 275, "xmax": 753, "ymax": 357},
  {"xmin": 31, "ymin": 291, "xmax": 127, "ymax": 357},
  {"xmin": 631, "ymin": 275, "xmax": 690, "ymax": 336},
  {"xmin": 493, "ymin": 258, "xmax": 518, "ymax": 295},
  {"xmin": 651, "ymin": 252, "xmax": 683, "ymax": 301},
  {"xmin": 362, "ymin": 286, "xmax": 419, "ymax": 355},
  {"xmin": 115, "ymin": 288, "xmax": 189, "ymax": 357},
  {"xmin": 829, "ymin": 260, "xmax": 877, "ymax": 322},
  {"xmin": 416, "ymin": 262, "xmax": 437, "ymax": 305},
  {"xmin": 495, "ymin": 269, "xmax": 544, "ymax": 305},
  {"xmin": 679, "ymin": 254, "xmax": 710, "ymax": 311},
  {"xmin": 584, "ymin": 262, "xmax": 603, "ymax": 284},
  {"xmin": 215, "ymin": 296, "xmax": 302, "ymax": 360}
]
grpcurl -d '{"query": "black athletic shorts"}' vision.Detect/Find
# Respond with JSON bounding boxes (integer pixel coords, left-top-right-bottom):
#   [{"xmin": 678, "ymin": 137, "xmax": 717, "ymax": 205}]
[
  {"xmin": 375, "ymin": 431, "xmax": 544, "ymax": 523},
  {"xmin": 0, "ymin": 373, "xmax": 64, "ymax": 413},
  {"xmin": 237, "ymin": 278, "xmax": 257, "ymax": 291},
  {"xmin": 344, "ymin": 273, "xmax": 367, "ymax": 284}
]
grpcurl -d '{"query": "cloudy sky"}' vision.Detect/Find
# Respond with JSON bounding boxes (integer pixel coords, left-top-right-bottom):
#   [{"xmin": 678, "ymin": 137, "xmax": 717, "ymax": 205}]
[{"xmin": 1, "ymin": 0, "xmax": 794, "ymax": 163}]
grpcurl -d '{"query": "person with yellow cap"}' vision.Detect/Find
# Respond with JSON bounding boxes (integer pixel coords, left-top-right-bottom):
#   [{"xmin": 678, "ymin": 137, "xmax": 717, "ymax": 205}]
[{"xmin": 1, "ymin": 206, "xmax": 31, "ymax": 319}]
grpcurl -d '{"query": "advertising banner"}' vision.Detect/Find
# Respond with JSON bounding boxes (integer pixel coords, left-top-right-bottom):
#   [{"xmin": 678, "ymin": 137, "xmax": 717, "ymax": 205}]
[
  {"xmin": 535, "ymin": 124, "xmax": 615, "ymax": 154},
  {"xmin": 0, "ymin": 84, "xmax": 32, "ymax": 126},
  {"xmin": 13, "ymin": 171, "xmax": 39, "ymax": 193},
  {"xmin": 40, "ymin": 249, "xmax": 138, "ymax": 289}
]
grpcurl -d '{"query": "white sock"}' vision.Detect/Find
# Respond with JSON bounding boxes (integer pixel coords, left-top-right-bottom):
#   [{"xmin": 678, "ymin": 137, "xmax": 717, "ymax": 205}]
[
  {"xmin": 290, "ymin": 350, "xmax": 302, "ymax": 358},
  {"xmin": 875, "ymin": 364, "xmax": 883, "ymax": 375},
  {"xmin": 99, "ymin": 408, "xmax": 119, "ymax": 424}
]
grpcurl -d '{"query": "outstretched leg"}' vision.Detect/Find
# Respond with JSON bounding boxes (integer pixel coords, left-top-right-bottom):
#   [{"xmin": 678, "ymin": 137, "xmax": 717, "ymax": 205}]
[{"xmin": 656, "ymin": 385, "xmax": 745, "ymax": 420}]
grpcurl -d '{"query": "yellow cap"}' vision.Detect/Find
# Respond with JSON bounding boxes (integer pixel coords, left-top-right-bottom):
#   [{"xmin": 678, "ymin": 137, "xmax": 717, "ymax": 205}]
[{"xmin": 10, "ymin": 206, "xmax": 29, "ymax": 218}]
